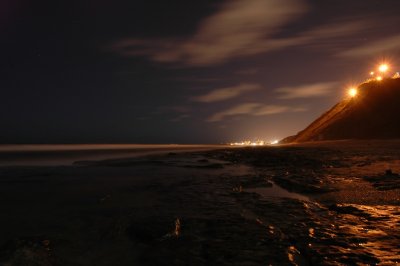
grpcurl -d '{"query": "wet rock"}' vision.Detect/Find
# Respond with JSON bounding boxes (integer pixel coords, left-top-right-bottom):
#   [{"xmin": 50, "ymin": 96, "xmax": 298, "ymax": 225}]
[
  {"xmin": 385, "ymin": 169, "xmax": 393, "ymax": 175},
  {"xmin": 328, "ymin": 204, "xmax": 371, "ymax": 219},
  {"xmin": 183, "ymin": 163, "xmax": 224, "ymax": 169},
  {"xmin": 126, "ymin": 217, "xmax": 178, "ymax": 245},
  {"xmin": 272, "ymin": 174, "xmax": 336, "ymax": 194},
  {"xmin": 0, "ymin": 237, "xmax": 53, "ymax": 266},
  {"xmin": 364, "ymin": 171, "xmax": 400, "ymax": 190}
]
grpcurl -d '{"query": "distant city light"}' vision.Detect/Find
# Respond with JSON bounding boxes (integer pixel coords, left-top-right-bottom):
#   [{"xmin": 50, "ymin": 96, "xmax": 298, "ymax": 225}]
[
  {"xmin": 229, "ymin": 140, "xmax": 281, "ymax": 146},
  {"xmin": 229, "ymin": 140, "xmax": 266, "ymax": 146},
  {"xmin": 370, "ymin": 71, "xmax": 374, "ymax": 76},
  {"xmin": 376, "ymin": 76, "xmax": 383, "ymax": 81},
  {"xmin": 348, "ymin": 87, "xmax": 358, "ymax": 97},
  {"xmin": 378, "ymin": 64, "xmax": 389, "ymax": 73}
]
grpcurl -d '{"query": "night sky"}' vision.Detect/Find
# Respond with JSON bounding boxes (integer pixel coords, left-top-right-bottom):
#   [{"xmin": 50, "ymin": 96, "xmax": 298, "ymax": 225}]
[{"xmin": 2, "ymin": 0, "xmax": 400, "ymax": 144}]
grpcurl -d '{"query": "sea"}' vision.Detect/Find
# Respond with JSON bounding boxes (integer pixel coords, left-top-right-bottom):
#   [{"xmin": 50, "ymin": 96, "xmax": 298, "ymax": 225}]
[{"xmin": 0, "ymin": 144, "xmax": 226, "ymax": 166}]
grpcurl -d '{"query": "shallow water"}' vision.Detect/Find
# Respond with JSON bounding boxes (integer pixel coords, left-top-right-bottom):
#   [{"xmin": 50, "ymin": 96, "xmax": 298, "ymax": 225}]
[{"xmin": 245, "ymin": 182, "xmax": 310, "ymax": 201}]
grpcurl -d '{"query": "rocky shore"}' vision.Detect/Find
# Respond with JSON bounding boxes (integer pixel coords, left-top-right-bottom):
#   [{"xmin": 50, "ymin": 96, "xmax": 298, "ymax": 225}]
[{"xmin": 0, "ymin": 140, "xmax": 399, "ymax": 265}]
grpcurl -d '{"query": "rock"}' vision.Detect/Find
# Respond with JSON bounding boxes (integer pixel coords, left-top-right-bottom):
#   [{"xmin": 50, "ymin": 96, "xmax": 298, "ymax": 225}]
[{"xmin": 385, "ymin": 169, "xmax": 393, "ymax": 175}]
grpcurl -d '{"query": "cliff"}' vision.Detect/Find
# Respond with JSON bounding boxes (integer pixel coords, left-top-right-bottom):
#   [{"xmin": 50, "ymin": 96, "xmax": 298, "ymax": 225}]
[{"xmin": 284, "ymin": 78, "xmax": 400, "ymax": 143}]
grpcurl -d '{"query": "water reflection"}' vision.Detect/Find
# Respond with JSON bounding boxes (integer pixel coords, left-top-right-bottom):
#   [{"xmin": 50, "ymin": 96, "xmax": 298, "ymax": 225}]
[
  {"xmin": 306, "ymin": 203, "xmax": 400, "ymax": 264},
  {"xmin": 245, "ymin": 182, "xmax": 310, "ymax": 201}
]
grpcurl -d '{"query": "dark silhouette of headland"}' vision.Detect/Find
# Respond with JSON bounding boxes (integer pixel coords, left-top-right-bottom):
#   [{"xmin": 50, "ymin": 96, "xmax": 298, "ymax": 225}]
[{"xmin": 283, "ymin": 78, "xmax": 400, "ymax": 143}]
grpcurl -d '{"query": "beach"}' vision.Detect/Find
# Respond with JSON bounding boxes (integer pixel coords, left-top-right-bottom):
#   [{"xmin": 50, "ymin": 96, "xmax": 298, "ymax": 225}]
[{"xmin": 0, "ymin": 141, "xmax": 399, "ymax": 265}]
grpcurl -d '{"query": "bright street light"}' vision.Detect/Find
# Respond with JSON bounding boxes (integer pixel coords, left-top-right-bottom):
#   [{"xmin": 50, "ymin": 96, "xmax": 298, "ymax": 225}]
[
  {"xmin": 378, "ymin": 64, "xmax": 389, "ymax": 73},
  {"xmin": 348, "ymin": 87, "xmax": 358, "ymax": 97}
]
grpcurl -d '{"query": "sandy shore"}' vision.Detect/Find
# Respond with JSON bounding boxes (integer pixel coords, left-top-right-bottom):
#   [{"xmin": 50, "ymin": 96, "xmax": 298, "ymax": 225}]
[{"xmin": 0, "ymin": 141, "xmax": 399, "ymax": 265}]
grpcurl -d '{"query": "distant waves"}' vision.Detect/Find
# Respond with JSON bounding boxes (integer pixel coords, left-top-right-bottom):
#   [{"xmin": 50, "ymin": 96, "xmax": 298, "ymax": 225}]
[{"xmin": 0, "ymin": 144, "xmax": 224, "ymax": 166}]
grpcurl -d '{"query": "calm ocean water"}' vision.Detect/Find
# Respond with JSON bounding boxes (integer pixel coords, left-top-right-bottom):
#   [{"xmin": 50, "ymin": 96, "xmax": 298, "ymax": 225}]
[{"xmin": 0, "ymin": 144, "xmax": 226, "ymax": 166}]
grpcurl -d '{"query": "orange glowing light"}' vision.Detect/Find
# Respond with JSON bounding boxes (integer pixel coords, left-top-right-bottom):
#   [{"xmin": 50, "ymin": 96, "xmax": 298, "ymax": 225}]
[
  {"xmin": 348, "ymin": 88, "xmax": 357, "ymax": 97},
  {"xmin": 376, "ymin": 76, "xmax": 383, "ymax": 81},
  {"xmin": 378, "ymin": 64, "xmax": 389, "ymax": 73},
  {"xmin": 370, "ymin": 71, "xmax": 374, "ymax": 76}
]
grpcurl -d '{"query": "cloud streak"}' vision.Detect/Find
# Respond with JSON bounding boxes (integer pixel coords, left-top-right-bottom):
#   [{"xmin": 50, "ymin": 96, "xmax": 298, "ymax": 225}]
[
  {"xmin": 111, "ymin": 0, "xmax": 308, "ymax": 66},
  {"xmin": 111, "ymin": 5, "xmax": 385, "ymax": 67},
  {"xmin": 111, "ymin": 1, "xmax": 400, "ymax": 68},
  {"xmin": 193, "ymin": 83, "xmax": 261, "ymax": 103},
  {"xmin": 275, "ymin": 82, "xmax": 338, "ymax": 99},
  {"xmin": 339, "ymin": 35, "xmax": 400, "ymax": 57},
  {"xmin": 254, "ymin": 105, "xmax": 290, "ymax": 115},
  {"xmin": 207, "ymin": 103, "xmax": 260, "ymax": 122},
  {"xmin": 207, "ymin": 103, "xmax": 305, "ymax": 122},
  {"xmin": 170, "ymin": 114, "xmax": 190, "ymax": 123}
]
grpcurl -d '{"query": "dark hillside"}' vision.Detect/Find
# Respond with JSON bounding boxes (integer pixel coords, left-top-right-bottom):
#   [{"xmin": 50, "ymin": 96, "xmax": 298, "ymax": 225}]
[{"xmin": 284, "ymin": 78, "xmax": 400, "ymax": 143}]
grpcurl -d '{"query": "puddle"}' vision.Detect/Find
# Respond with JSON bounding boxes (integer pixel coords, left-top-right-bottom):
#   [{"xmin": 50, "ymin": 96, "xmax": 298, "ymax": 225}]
[{"xmin": 245, "ymin": 182, "xmax": 310, "ymax": 201}]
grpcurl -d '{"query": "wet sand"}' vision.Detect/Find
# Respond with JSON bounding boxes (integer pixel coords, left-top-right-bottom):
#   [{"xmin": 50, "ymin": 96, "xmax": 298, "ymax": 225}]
[{"xmin": 0, "ymin": 141, "xmax": 399, "ymax": 265}]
